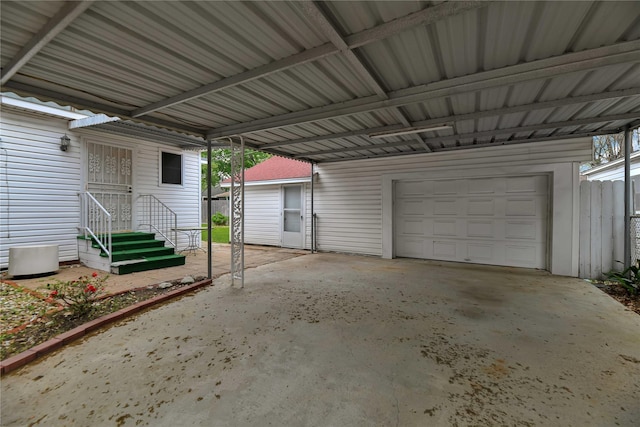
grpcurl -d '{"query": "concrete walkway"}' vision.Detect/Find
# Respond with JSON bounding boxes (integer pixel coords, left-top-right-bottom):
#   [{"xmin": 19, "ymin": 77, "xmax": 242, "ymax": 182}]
[
  {"xmin": 2, "ymin": 254, "xmax": 639, "ymax": 426},
  {"xmin": 5, "ymin": 243, "xmax": 306, "ymax": 295}
]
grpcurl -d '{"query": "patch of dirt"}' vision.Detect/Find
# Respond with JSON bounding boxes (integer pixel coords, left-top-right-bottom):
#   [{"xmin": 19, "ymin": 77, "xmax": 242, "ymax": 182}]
[
  {"xmin": 1, "ymin": 277, "xmax": 206, "ymax": 360},
  {"xmin": 593, "ymin": 282, "xmax": 640, "ymax": 315}
]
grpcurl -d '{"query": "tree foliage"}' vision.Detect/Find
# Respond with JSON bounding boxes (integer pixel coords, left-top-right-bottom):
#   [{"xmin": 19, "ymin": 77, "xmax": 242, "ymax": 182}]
[
  {"xmin": 201, "ymin": 149, "xmax": 271, "ymax": 189},
  {"xmin": 592, "ymin": 127, "xmax": 639, "ymax": 165}
]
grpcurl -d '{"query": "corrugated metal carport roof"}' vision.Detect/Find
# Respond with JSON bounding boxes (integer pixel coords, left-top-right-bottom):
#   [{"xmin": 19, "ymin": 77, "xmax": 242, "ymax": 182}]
[{"xmin": 2, "ymin": 1, "xmax": 639, "ymax": 163}]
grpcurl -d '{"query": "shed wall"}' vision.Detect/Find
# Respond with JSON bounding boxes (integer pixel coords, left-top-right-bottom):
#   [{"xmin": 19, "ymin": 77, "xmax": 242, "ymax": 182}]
[
  {"xmin": 245, "ymin": 185, "xmax": 281, "ymax": 247},
  {"xmin": 243, "ymin": 183, "xmax": 311, "ymax": 249},
  {"xmin": 314, "ymin": 138, "xmax": 592, "ymax": 276}
]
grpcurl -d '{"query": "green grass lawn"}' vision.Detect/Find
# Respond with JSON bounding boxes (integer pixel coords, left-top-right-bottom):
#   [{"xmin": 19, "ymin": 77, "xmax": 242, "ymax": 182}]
[{"xmin": 201, "ymin": 225, "xmax": 230, "ymax": 243}]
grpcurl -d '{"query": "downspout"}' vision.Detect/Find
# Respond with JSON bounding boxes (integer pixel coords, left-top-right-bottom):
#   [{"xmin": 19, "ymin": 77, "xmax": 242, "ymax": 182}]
[
  {"xmin": 624, "ymin": 126, "xmax": 632, "ymax": 271},
  {"xmin": 310, "ymin": 162, "xmax": 314, "ymax": 253},
  {"xmin": 207, "ymin": 138, "xmax": 212, "ymax": 279}
]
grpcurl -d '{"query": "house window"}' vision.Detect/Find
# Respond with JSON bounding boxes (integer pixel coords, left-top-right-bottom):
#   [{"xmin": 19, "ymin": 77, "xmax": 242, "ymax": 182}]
[{"xmin": 161, "ymin": 151, "xmax": 182, "ymax": 185}]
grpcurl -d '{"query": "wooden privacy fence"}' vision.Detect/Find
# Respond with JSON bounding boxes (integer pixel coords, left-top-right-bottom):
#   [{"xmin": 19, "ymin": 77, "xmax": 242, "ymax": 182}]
[
  {"xmin": 201, "ymin": 199, "xmax": 229, "ymax": 222},
  {"xmin": 579, "ymin": 180, "xmax": 626, "ymax": 279}
]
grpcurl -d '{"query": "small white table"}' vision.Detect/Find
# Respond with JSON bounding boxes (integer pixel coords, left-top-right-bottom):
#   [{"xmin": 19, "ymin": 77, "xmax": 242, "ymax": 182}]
[{"xmin": 173, "ymin": 227, "xmax": 208, "ymax": 255}]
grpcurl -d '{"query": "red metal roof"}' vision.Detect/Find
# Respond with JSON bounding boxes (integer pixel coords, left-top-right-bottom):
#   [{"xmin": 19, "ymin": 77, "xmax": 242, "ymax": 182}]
[{"xmin": 223, "ymin": 156, "xmax": 311, "ymax": 183}]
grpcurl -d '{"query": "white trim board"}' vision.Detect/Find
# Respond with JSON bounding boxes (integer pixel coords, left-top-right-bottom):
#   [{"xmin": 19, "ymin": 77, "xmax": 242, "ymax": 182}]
[{"xmin": 221, "ymin": 177, "xmax": 311, "ymax": 187}]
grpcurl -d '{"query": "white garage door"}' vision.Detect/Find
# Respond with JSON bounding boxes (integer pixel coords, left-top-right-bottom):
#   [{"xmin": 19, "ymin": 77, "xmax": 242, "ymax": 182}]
[{"xmin": 394, "ymin": 176, "xmax": 548, "ymax": 269}]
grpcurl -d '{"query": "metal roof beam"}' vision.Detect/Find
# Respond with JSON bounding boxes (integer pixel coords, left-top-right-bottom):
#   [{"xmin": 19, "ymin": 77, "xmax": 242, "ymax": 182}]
[
  {"xmin": 298, "ymin": 1, "xmax": 431, "ymax": 152},
  {"xmin": 344, "ymin": 1, "xmax": 491, "ymax": 49},
  {"xmin": 131, "ymin": 1, "xmax": 489, "ymax": 118},
  {"xmin": 1, "ymin": 1, "xmax": 93, "ymax": 86},
  {"xmin": 293, "ymin": 112, "xmax": 640, "ymax": 157},
  {"xmin": 258, "ymin": 87, "xmax": 640, "ymax": 148},
  {"xmin": 207, "ymin": 40, "xmax": 640, "ymax": 139},
  {"xmin": 207, "ymin": 138, "xmax": 298, "ymax": 160},
  {"xmin": 315, "ymin": 132, "xmax": 609, "ymax": 163},
  {"xmin": 131, "ymin": 43, "xmax": 337, "ymax": 118}
]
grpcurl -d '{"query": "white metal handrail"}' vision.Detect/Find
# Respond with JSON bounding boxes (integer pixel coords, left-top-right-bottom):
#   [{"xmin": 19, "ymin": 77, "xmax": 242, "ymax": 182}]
[
  {"xmin": 79, "ymin": 191, "xmax": 112, "ymax": 264},
  {"xmin": 138, "ymin": 194, "xmax": 177, "ymax": 248}
]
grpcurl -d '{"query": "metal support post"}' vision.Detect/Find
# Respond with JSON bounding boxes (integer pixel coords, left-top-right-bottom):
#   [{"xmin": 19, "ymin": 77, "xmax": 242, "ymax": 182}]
[
  {"xmin": 624, "ymin": 126, "xmax": 632, "ymax": 271},
  {"xmin": 310, "ymin": 162, "xmax": 314, "ymax": 253},
  {"xmin": 230, "ymin": 136, "xmax": 245, "ymax": 287},
  {"xmin": 206, "ymin": 139, "xmax": 212, "ymax": 279}
]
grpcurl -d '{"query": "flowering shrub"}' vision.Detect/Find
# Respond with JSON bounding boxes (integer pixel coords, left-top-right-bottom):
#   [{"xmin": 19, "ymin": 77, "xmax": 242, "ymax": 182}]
[{"xmin": 45, "ymin": 272, "xmax": 108, "ymax": 317}]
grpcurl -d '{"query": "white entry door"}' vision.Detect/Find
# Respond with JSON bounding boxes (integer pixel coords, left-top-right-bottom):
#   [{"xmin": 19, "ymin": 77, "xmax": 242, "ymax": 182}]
[
  {"xmin": 86, "ymin": 142, "xmax": 133, "ymax": 232},
  {"xmin": 282, "ymin": 185, "xmax": 303, "ymax": 248},
  {"xmin": 394, "ymin": 175, "xmax": 548, "ymax": 269}
]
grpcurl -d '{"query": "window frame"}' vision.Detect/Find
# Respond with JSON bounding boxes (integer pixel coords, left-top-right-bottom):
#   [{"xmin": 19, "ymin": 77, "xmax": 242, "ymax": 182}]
[{"xmin": 159, "ymin": 149, "xmax": 184, "ymax": 186}]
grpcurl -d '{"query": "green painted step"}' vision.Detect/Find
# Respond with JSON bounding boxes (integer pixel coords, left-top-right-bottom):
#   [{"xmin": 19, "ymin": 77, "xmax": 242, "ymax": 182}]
[
  {"xmin": 112, "ymin": 254, "xmax": 186, "ymax": 275},
  {"xmin": 93, "ymin": 239, "xmax": 164, "ymax": 253},
  {"xmin": 103, "ymin": 232, "xmax": 156, "ymax": 242},
  {"xmin": 78, "ymin": 232, "xmax": 157, "ymax": 242},
  {"xmin": 109, "ymin": 246, "xmax": 176, "ymax": 262}
]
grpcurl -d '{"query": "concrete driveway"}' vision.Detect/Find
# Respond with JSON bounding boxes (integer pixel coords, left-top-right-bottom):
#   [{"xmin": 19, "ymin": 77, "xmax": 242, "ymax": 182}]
[{"xmin": 2, "ymin": 253, "xmax": 639, "ymax": 426}]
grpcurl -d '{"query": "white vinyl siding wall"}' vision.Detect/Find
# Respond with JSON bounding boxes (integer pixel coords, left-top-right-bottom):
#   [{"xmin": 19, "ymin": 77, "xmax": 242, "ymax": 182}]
[
  {"xmin": 313, "ymin": 138, "xmax": 592, "ymax": 276},
  {"xmin": 0, "ymin": 108, "xmax": 201, "ymax": 269},
  {"xmin": 245, "ymin": 185, "xmax": 281, "ymax": 247},
  {"xmin": 80, "ymin": 131, "xmax": 201, "ymax": 250},
  {"xmin": 242, "ymin": 182, "xmax": 311, "ymax": 249},
  {"xmin": 0, "ymin": 110, "xmax": 82, "ymax": 268}
]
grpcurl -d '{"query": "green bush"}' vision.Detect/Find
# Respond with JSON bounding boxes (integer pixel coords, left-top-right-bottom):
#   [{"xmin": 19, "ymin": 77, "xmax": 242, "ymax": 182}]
[
  {"xmin": 211, "ymin": 212, "xmax": 228, "ymax": 226},
  {"xmin": 607, "ymin": 260, "xmax": 640, "ymax": 296}
]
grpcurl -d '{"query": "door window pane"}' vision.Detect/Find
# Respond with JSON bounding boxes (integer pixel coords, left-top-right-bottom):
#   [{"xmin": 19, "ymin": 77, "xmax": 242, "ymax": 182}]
[
  {"xmin": 284, "ymin": 186, "xmax": 301, "ymax": 209},
  {"xmin": 284, "ymin": 211, "xmax": 301, "ymax": 232}
]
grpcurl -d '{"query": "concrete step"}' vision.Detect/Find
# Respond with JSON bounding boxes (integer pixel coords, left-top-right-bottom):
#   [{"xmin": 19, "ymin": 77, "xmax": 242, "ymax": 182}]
[{"xmin": 111, "ymin": 254, "xmax": 186, "ymax": 275}]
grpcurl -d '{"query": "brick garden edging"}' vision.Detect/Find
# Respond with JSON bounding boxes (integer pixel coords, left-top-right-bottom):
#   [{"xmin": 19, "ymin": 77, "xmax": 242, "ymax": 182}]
[{"xmin": 1, "ymin": 278, "xmax": 213, "ymax": 376}]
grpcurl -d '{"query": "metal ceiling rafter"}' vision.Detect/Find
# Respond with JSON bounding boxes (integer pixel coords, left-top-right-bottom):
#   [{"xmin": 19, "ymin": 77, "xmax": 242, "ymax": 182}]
[
  {"xmin": 130, "ymin": 1, "xmax": 490, "ymax": 118},
  {"xmin": 297, "ymin": 1, "xmax": 430, "ymax": 152},
  {"xmin": 293, "ymin": 112, "xmax": 640, "ymax": 158},
  {"xmin": 0, "ymin": 1, "xmax": 94, "ymax": 86},
  {"xmin": 314, "ymin": 131, "xmax": 611, "ymax": 164},
  {"xmin": 206, "ymin": 40, "xmax": 640, "ymax": 139},
  {"xmin": 259, "ymin": 87, "xmax": 640, "ymax": 149}
]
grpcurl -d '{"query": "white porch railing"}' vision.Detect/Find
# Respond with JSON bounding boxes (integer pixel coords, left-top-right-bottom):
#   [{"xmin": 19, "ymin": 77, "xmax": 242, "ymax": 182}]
[
  {"xmin": 79, "ymin": 191, "xmax": 112, "ymax": 264},
  {"xmin": 138, "ymin": 194, "xmax": 177, "ymax": 248}
]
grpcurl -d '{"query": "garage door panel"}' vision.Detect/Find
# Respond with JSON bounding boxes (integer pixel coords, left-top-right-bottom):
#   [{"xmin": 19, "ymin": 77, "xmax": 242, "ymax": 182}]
[
  {"xmin": 468, "ymin": 178, "xmax": 498, "ymax": 194},
  {"xmin": 433, "ymin": 179, "xmax": 463, "ymax": 195},
  {"xmin": 396, "ymin": 180, "xmax": 428, "ymax": 197},
  {"xmin": 397, "ymin": 199, "xmax": 426, "ymax": 215},
  {"xmin": 433, "ymin": 219, "xmax": 457, "ymax": 236},
  {"xmin": 432, "ymin": 240, "xmax": 458, "ymax": 258},
  {"xmin": 506, "ymin": 175, "xmax": 546, "ymax": 193},
  {"xmin": 467, "ymin": 198, "xmax": 495, "ymax": 215},
  {"xmin": 394, "ymin": 175, "xmax": 548, "ymax": 269},
  {"xmin": 398, "ymin": 219, "xmax": 424, "ymax": 235},
  {"xmin": 505, "ymin": 220, "xmax": 538, "ymax": 240},
  {"xmin": 434, "ymin": 199, "xmax": 457, "ymax": 215},
  {"xmin": 397, "ymin": 238, "xmax": 424, "ymax": 258},
  {"xmin": 504, "ymin": 244, "xmax": 544, "ymax": 267},
  {"xmin": 467, "ymin": 243, "xmax": 494, "ymax": 261},
  {"xmin": 467, "ymin": 220, "xmax": 494, "ymax": 238},
  {"xmin": 506, "ymin": 198, "xmax": 538, "ymax": 216}
]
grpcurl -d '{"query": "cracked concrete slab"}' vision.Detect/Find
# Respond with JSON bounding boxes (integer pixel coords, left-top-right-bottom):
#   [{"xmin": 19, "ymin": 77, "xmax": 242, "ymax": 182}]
[{"xmin": 2, "ymin": 253, "xmax": 639, "ymax": 426}]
